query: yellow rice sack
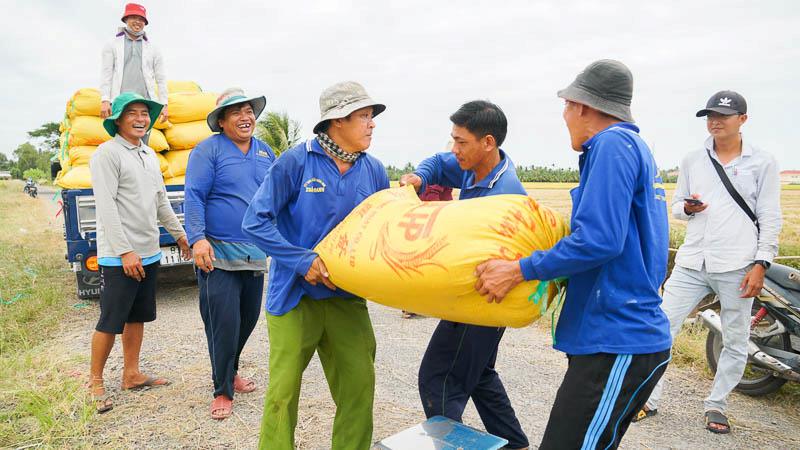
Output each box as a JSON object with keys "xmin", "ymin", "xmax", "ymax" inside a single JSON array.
[
  {"xmin": 167, "ymin": 92, "xmax": 218, "ymax": 124},
  {"xmin": 167, "ymin": 80, "xmax": 201, "ymax": 94},
  {"xmin": 164, "ymin": 175, "xmax": 185, "ymax": 186},
  {"xmin": 55, "ymin": 166, "xmax": 92, "ymax": 189},
  {"xmin": 66, "ymin": 116, "xmax": 111, "ymax": 147},
  {"xmin": 165, "ymin": 121, "xmax": 213, "ymax": 150},
  {"xmin": 163, "ymin": 149, "xmax": 192, "ymax": 178},
  {"xmin": 68, "ymin": 146, "xmax": 97, "ymax": 167},
  {"xmin": 156, "ymin": 152, "xmax": 169, "ymax": 174},
  {"xmin": 315, "ymin": 186, "xmax": 570, "ymax": 328},
  {"xmin": 148, "ymin": 128, "xmax": 169, "ymax": 152},
  {"xmin": 66, "ymin": 88, "xmax": 102, "ymax": 119}
]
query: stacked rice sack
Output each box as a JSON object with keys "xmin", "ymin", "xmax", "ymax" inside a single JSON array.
[{"xmin": 55, "ymin": 81, "xmax": 217, "ymax": 189}]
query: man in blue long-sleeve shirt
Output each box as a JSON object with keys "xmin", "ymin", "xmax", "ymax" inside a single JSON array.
[
  {"xmin": 476, "ymin": 60, "xmax": 672, "ymax": 449},
  {"xmin": 184, "ymin": 88, "xmax": 274, "ymax": 420},
  {"xmin": 242, "ymin": 81, "xmax": 389, "ymax": 450},
  {"xmin": 400, "ymin": 100, "xmax": 529, "ymax": 449}
]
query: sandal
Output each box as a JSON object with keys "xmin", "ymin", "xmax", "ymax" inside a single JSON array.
[
  {"xmin": 91, "ymin": 390, "xmax": 113, "ymax": 414},
  {"xmin": 233, "ymin": 375, "xmax": 256, "ymax": 394},
  {"xmin": 210, "ymin": 395, "xmax": 233, "ymax": 420},
  {"xmin": 632, "ymin": 406, "xmax": 658, "ymax": 423},
  {"xmin": 705, "ymin": 410, "xmax": 731, "ymax": 434},
  {"xmin": 122, "ymin": 375, "xmax": 171, "ymax": 390}
]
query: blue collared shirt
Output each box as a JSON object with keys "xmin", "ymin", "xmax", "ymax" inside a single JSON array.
[
  {"xmin": 519, "ymin": 123, "xmax": 671, "ymax": 355},
  {"xmin": 242, "ymin": 138, "xmax": 390, "ymax": 315},
  {"xmin": 414, "ymin": 150, "xmax": 526, "ymax": 198},
  {"xmin": 185, "ymin": 134, "xmax": 274, "ymax": 270}
]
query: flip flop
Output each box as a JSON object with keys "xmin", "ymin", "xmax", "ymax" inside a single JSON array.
[
  {"xmin": 705, "ymin": 410, "xmax": 731, "ymax": 434},
  {"xmin": 632, "ymin": 406, "xmax": 658, "ymax": 423},
  {"xmin": 92, "ymin": 392, "xmax": 113, "ymax": 414},
  {"xmin": 233, "ymin": 375, "xmax": 256, "ymax": 394},
  {"xmin": 122, "ymin": 375, "xmax": 171, "ymax": 391},
  {"xmin": 210, "ymin": 395, "xmax": 233, "ymax": 420}
]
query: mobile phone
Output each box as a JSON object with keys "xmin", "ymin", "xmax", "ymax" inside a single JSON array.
[{"xmin": 684, "ymin": 198, "xmax": 704, "ymax": 206}]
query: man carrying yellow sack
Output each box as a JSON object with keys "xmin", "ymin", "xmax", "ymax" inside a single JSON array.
[
  {"xmin": 400, "ymin": 100, "xmax": 529, "ymax": 450},
  {"xmin": 100, "ymin": 3, "xmax": 168, "ymax": 144},
  {"xmin": 242, "ymin": 81, "xmax": 389, "ymax": 449}
]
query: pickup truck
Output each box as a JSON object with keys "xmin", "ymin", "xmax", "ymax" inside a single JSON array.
[{"xmin": 61, "ymin": 185, "xmax": 192, "ymax": 299}]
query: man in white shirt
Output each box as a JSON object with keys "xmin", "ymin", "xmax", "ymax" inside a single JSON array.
[{"xmin": 635, "ymin": 91, "xmax": 782, "ymax": 434}]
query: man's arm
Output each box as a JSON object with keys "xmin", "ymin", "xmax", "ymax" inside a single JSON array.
[
  {"xmin": 152, "ymin": 45, "xmax": 169, "ymax": 106},
  {"xmin": 184, "ymin": 145, "xmax": 215, "ymax": 246},
  {"xmin": 241, "ymin": 153, "xmax": 318, "ymax": 277},
  {"xmin": 671, "ymin": 156, "xmax": 695, "ymax": 220},
  {"xmin": 99, "ymin": 42, "xmax": 115, "ymax": 117},
  {"xmin": 155, "ymin": 169, "xmax": 189, "ymax": 258},
  {"xmin": 754, "ymin": 155, "xmax": 782, "ymax": 264},
  {"xmin": 90, "ymin": 149, "xmax": 133, "ymax": 255},
  {"xmin": 519, "ymin": 134, "xmax": 639, "ymax": 282},
  {"xmin": 413, "ymin": 152, "xmax": 465, "ymax": 192}
]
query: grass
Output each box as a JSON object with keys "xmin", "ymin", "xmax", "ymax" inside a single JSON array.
[{"xmin": 0, "ymin": 180, "xmax": 93, "ymax": 447}]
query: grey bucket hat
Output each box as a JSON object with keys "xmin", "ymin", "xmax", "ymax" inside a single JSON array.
[
  {"xmin": 557, "ymin": 59, "xmax": 635, "ymax": 123},
  {"xmin": 312, "ymin": 81, "xmax": 386, "ymax": 134},
  {"xmin": 206, "ymin": 88, "xmax": 266, "ymax": 133}
]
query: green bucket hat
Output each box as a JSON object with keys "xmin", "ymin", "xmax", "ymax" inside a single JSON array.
[{"xmin": 102, "ymin": 92, "xmax": 164, "ymax": 137}]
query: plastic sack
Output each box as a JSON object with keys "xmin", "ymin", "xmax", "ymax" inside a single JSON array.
[
  {"xmin": 162, "ymin": 149, "xmax": 192, "ymax": 178},
  {"xmin": 167, "ymin": 92, "xmax": 218, "ymax": 124},
  {"xmin": 68, "ymin": 146, "xmax": 97, "ymax": 167},
  {"xmin": 55, "ymin": 166, "xmax": 92, "ymax": 189},
  {"xmin": 164, "ymin": 175, "xmax": 185, "ymax": 186},
  {"xmin": 168, "ymin": 80, "xmax": 201, "ymax": 94},
  {"xmin": 66, "ymin": 88, "xmax": 102, "ymax": 119},
  {"xmin": 148, "ymin": 128, "xmax": 169, "ymax": 152},
  {"xmin": 165, "ymin": 121, "xmax": 213, "ymax": 150},
  {"xmin": 314, "ymin": 186, "xmax": 570, "ymax": 328},
  {"xmin": 66, "ymin": 116, "xmax": 112, "ymax": 147}
]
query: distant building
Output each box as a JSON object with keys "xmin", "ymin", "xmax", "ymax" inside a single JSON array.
[
  {"xmin": 780, "ymin": 170, "xmax": 800, "ymax": 185},
  {"xmin": 0, "ymin": 171, "xmax": 11, "ymax": 180}
]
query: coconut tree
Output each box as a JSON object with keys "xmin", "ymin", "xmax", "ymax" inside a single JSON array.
[{"xmin": 256, "ymin": 111, "xmax": 302, "ymax": 157}]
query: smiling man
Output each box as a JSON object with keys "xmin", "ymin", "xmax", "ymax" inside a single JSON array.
[
  {"xmin": 242, "ymin": 81, "xmax": 389, "ymax": 449},
  {"xmin": 184, "ymin": 88, "xmax": 275, "ymax": 420},
  {"xmin": 89, "ymin": 92, "xmax": 190, "ymax": 414},
  {"xmin": 634, "ymin": 91, "xmax": 781, "ymax": 434},
  {"xmin": 400, "ymin": 100, "xmax": 529, "ymax": 449},
  {"xmin": 100, "ymin": 3, "xmax": 168, "ymax": 131}
]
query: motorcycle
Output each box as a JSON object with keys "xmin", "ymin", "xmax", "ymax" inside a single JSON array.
[
  {"xmin": 701, "ymin": 262, "xmax": 800, "ymax": 395},
  {"xmin": 24, "ymin": 182, "xmax": 38, "ymax": 198}
]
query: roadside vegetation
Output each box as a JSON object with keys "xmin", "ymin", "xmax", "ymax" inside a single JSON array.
[{"xmin": 0, "ymin": 180, "xmax": 92, "ymax": 447}]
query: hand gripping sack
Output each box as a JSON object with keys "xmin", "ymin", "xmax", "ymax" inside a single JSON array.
[{"xmin": 314, "ymin": 186, "xmax": 570, "ymax": 328}]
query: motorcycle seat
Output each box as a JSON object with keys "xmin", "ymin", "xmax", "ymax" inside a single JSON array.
[{"xmin": 765, "ymin": 263, "xmax": 800, "ymax": 302}]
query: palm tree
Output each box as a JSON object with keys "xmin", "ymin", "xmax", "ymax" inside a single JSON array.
[{"xmin": 256, "ymin": 111, "xmax": 302, "ymax": 157}]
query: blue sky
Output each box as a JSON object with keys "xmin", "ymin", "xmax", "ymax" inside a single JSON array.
[{"xmin": 3, "ymin": 0, "xmax": 799, "ymax": 170}]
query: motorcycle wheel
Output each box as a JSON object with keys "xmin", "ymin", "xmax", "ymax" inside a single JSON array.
[
  {"xmin": 30, "ymin": 191, "xmax": 37, "ymax": 198},
  {"xmin": 705, "ymin": 304, "xmax": 790, "ymax": 396}
]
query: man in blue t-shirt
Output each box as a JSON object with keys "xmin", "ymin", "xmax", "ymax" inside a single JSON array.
[
  {"xmin": 184, "ymin": 88, "xmax": 275, "ymax": 420},
  {"xmin": 476, "ymin": 60, "xmax": 672, "ymax": 449},
  {"xmin": 400, "ymin": 100, "xmax": 529, "ymax": 450},
  {"xmin": 242, "ymin": 81, "xmax": 389, "ymax": 449}
]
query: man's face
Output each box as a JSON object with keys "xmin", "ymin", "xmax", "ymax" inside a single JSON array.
[
  {"xmin": 450, "ymin": 125, "xmax": 491, "ymax": 171},
  {"xmin": 125, "ymin": 15, "xmax": 146, "ymax": 33},
  {"xmin": 706, "ymin": 112, "xmax": 747, "ymax": 140},
  {"xmin": 562, "ymin": 100, "xmax": 585, "ymax": 151},
  {"xmin": 335, "ymin": 106, "xmax": 375, "ymax": 152},
  {"xmin": 219, "ymin": 103, "xmax": 256, "ymax": 143},
  {"xmin": 115, "ymin": 102, "xmax": 150, "ymax": 141}
]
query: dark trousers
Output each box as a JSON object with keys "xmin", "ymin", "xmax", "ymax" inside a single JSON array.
[
  {"xmin": 418, "ymin": 320, "xmax": 529, "ymax": 449},
  {"xmin": 197, "ymin": 268, "xmax": 264, "ymax": 399},
  {"xmin": 539, "ymin": 350, "xmax": 671, "ymax": 450}
]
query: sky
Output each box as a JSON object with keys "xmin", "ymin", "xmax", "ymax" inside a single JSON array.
[{"xmin": 3, "ymin": 0, "xmax": 799, "ymax": 170}]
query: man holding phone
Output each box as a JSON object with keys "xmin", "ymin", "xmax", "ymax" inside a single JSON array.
[{"xmin": 635, "ymin": 91, "xmax": 782, "ymax": 434}]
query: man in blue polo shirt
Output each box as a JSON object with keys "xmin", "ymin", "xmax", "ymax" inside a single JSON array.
[
  {"xmin": 400, "ymin": 100, "xmax": 529, "ymax": 450},
  {"xmin": 475, "ymin": 60, "xmax": 672, "ymax": 449},
  {"xmin": 242, "ymin": 81, "xmax": 389, "ymax": 449},
  {"xmin": 184, "ymin": 88, "xmax": 275, "ymax": 420}
]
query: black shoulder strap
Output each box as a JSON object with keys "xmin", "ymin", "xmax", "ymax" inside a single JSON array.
[{"xmin": 706, "ymin": 149, "xmax": 759, "ymax": 232}]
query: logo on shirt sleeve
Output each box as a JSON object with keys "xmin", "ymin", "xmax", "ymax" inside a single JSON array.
[
  {"xmin": 303, "ymin": 178, "xmax": 326, "ymax": 193},
  {"xmin": 653, "ymin": 175, "xmax": 666, "ymax": 202},
  {"xmin": 257, "ymin": 150, "xmax": 271, "ymax": 158}
]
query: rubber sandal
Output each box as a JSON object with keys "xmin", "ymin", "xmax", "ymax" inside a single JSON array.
[
  {"xmin": 705, "ymin": 410, "xmax": 731, "ymax": 434},
  {"xmin": 632, "ymin": 406, "xmax": 658, "ymax": 423},
  {"xmin": 122, "ymin": 375, "xmax": 171, "ymax": 390},
  {"xmin": 233, "ymin": 375, "xmax": 256, "ymax": 394},
  {"xmin": 210, "ymin": 395, "xmax": 232, "ymax": 420},
  {"xmin": 92, "ymin": 392, "xmax": 113, "ymax": 414}
]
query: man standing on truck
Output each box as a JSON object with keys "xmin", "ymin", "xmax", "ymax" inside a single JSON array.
[
  {"xmin": 633, "ymin": 91, "xmax": 782, "ymax": 434},
  {"xmin": 100, "ymin": 3, "xmax": 169, "ymax": 133},
  {"xmin": 88, "ymin": 92, "xmax": 190, "ymax": 414},
  {"xmin": 242, "ymin": 81, "xmax": 389, "ymax": 449},
  {"xmin": 184, "ymin": 88, "xmax": 275, "ymax": 420}
]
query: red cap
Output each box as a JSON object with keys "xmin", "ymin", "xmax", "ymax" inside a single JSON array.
[{"xmin": 121, "ymin": 3, "xmax": 148, "ymax": 25}]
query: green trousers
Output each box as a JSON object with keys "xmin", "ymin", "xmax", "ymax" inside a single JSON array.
[{"xmin": 259, "ymin": 296, "xmax": 376, "ymax": 450}]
